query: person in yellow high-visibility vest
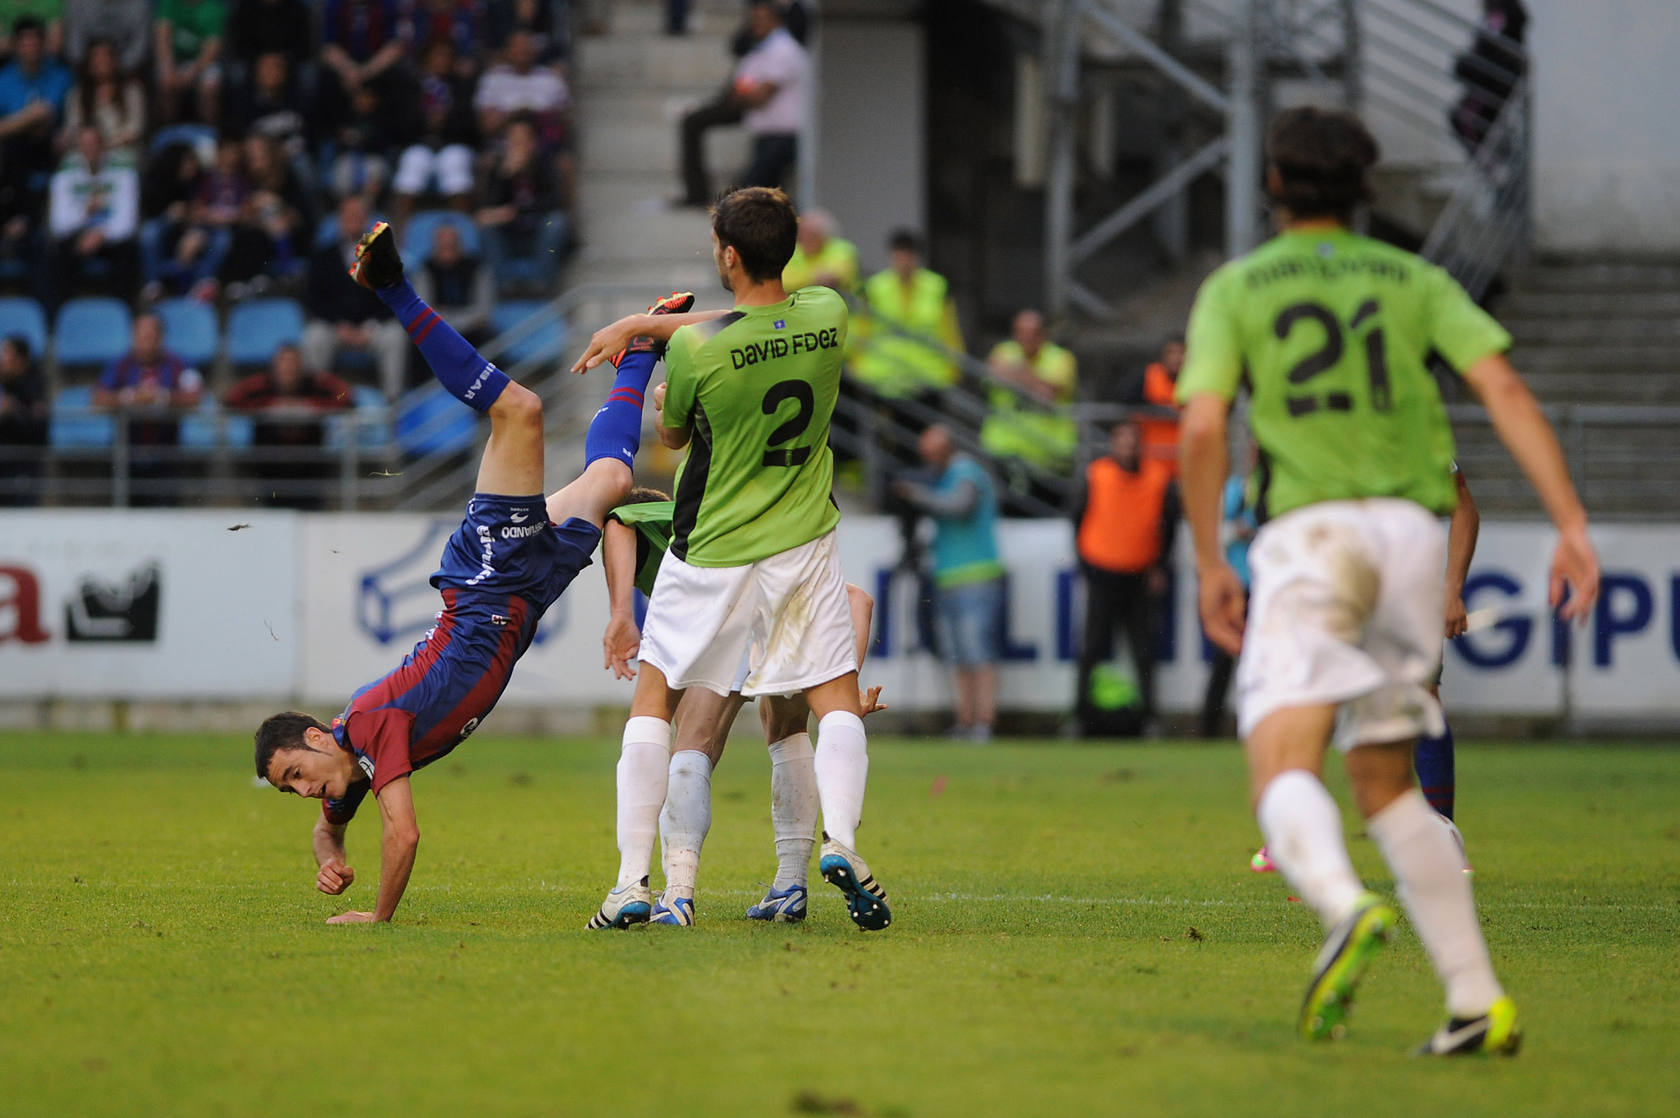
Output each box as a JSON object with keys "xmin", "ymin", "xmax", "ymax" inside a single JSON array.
[
  {"xmin": 782, "ymin": 209, "xmax": 859, "ymax": 295},
  {"xmin": 979, "ymin": 309, "xmax": 1078, "ymax": 473},
  {"xmin": 850, "ymin": 229, "xmax": 962, "ymax": 400}
]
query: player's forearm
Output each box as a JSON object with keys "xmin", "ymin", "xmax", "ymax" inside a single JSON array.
[
  {"xmin": 1179, "ymin": 397, "xmax": 1231, "ymax": 569},
  {"xmin": 625, "ymin": 309, "xmax": 728, "ymax": 342},
  {"xmin": 602, "ymin": 521, "xmax": 637, "ymax": 619},
  {"xmin": 1473, "ymin": 364, "xmax": 1587, "ymax": 534},
  {"xmin": 372, "ymin": 826, "xmax": 419, "ymax": 922},
  {"xmin": 313, "ymin": 819, "xmax": 348, "ymax": 867},
  {"xmin": 1445, "ymin": 490, "xmax": 1480, "ymax": 594}
]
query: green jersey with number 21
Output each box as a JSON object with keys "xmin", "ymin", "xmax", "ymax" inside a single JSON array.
[
  {"xmin": 1177, "ymin": 228, "xmax": 1511, "ymax": 520},
  {"xmin": 661, "ymin": 285, "xmax": 847, "ymax": 566}
]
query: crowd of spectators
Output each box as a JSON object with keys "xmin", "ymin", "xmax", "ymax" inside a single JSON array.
[{"xmin": 0, "ymin": 0, "xmax": 575, "ymax": 350}]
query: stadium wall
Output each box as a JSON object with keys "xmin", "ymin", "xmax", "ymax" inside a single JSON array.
[{"xmin": 2, "ymin": 512, "xmax": 1677, "ymax": 731}]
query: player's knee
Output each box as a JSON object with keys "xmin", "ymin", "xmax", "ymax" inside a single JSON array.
[{"xmin": 493, "ymin": 382, "xmax": 544, "ymax": 429}]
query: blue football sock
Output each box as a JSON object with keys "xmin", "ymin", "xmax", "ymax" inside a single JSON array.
[
  {"xmin": 377, "ymin": 279, "xmax": 508, "ymax": 412},
  {"xmin": 584, "ymin": 349, "xmax": 658, "ymax": 468},
  {"xmin": 1415, "ymin": 721, "xmax": 1456, "ymax": 820}
]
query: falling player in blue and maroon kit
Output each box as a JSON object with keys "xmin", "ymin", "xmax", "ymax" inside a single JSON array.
[{"xmin": 254, "ymin": 220, "xmax": 694, "ymax": 923}]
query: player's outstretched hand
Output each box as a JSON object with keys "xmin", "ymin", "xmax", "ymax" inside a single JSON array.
[
  {"xmin": 860, "ymin": 685, "xmax": 887, "ymax": 717},
  {"xmin": 1550, "ymin": 525, "xmax": 1600, "ymax": 624},
  {"xmin": 571, "ymin": 314, "xmax": 650, "ymax": 374},
  {"xmin": 603, "ymin": 615, "xmax": 640, "ymax": 680},
  {"xmin": 1444, "ymin": 590, "xmax": 1469, "ymax": 639},
  {"xmin": 326, "ymin": 911, "xmax": 376, "ymax": 924},
  {"xmin": 1197, "ymin": 560, "xmax": 1247, "ymax": 656},
  {"xmin": 316, "ymin": 860, "xmax": 355, "ymax": 895}
]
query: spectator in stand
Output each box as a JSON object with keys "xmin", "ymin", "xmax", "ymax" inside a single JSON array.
[
  {"xmin": 303, "ymin": 194, "xmax": 407, "ymax": 399},
  {"xmin": 324, "ymin": 78, "xmax": 395, "ymax": 202},
  {"xmin": 979, "ymin": 308, "xmax": 1078, "ymax": 506},
  {"xmin": 221, "ymin": 49, "xmax": 311, "ymax": 167},
  {"xmin": 475, "ymin": 115, "xmax": 564, "ymax": 293},
  {"xmin": 781, "ymin": 207, "xmax": 857, "ymax": 294},
  {"xmin": 731, "ymin": 0, "xmax": 806, "ymax": 191},
  {"xmin": 412, "ymin": 220, "xmax": 491, "ymax": 340},
  {"xmin": 138, "ymin": 141, "xmax": 219, "ymax": 301},
  {"xmin": 0, "ymin": 333, "xmax": 48, "ymax": 505},
  {"xmin": 317, "ymin": 0, "xmax": 407, "ymax": 151},
  {"xmin": 392, "ymin": 37, "xmax": 478, "ymax": 225},
  {"xmin": 487, "ymin": 0, "xmax": 567, "ymax": 67},
  {"xmin": 891, "ymin": 424, "xmax": 1006, "ymax": 743},
  {"xmin": 225, "ymin": 0, "xmax": 314, "ymax": 70},
  {"xmin": 62, "ymin": 38, "xmax": 145, "ymax": 159},
  {"xmin": 223, "ymin": 341, "xmax": 353, "ymax": 508},
  {"xmin": 1073, "ymin": 418, "xmax": 1176, "ymax": 737},
  {"xmin": 403, "ymin": 0, "xmax": 493, "ymax": 67},
  {"xmin": 48, "ymin": 124, "xmax": 139, "ymax": 305},
  {"xmin": 163, "ymin": 132, "xmax": 246, "ymax": 300},
  {"xmin": 94, "ymin": 312, "xmax": 205, "ymax": 505},
  {"xmin": 676, "ymin": 0, "xmax": 805, "ymax": 206},
  {"xmin": 216, "ymin": 131, "xmax": 312, "ymax": 297},
  {"xmin": 474, "ymin": 28, "xmax": 572, "ymax": 205},
  {"xmin": 851, "ymin": 228, "xmax": 962, "ymax": 464},
  {"xmin": 0, "ymin": 16, "xmax": 72, "ymax": 272},
  {"xmin": 1198, "ymin": 446, "xmax": 1256, "ymax": 738},
  {"xmin": 155, "ymin": 0, "xmax": 227, "ymax": 124},
  {"xmin": 1450, "ymin": 0, "xmax": 1527, "ymax": 157},
  {"xmin": 63, "ymin": 0, "xmax": 148, "ymax": 71},
  {"xmin": 0, "ymin": 5, "xmax": 62, "ymax": 61},
  {"xmin": 1136, "ymin": 333, "xmax": 1183, "ymax": 473}
]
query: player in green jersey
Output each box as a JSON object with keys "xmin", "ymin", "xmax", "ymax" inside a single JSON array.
[
  {"xmin": 572, "ymin": 187, "xmax": 890, "ymax": 932},
  {"xmin": 1177, "ymin": 107, "xmax": 1599, "ymax": 1055},
  {"xmin": 598, "ymin": 485, "xmax": 882, "ymax": 924}
]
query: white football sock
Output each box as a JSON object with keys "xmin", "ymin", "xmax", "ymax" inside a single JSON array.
[
  {"xmin": 658, "ymin": 749, "xmax": 712, "ymax": 901},
  {"xmin": 813, "ymin": 711, "xmax": 868, "ymax": 851},
  {"xmin": 615, "ymin": 716, "xmax": 671, "ymax": 889},
  {"xmin": 766, "ymin": 732, "xmax": 817, "ymax": 889},
  {"xmin": 1256, "ymin": 769, "xmax": 1367, "ymax": 930},
  {"xmin": 1368, "ymin": 788, "xmax": 1504, "ymax": 1018}
]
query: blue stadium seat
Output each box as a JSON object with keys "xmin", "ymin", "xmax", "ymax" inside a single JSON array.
[
  {"xmin": 54, "ymin": 297, "xmax": 132, "ymax": 372},
  {"xmin": 153, "ymin": 298, "xmax": 219, "ymax": 368},
  {"xmin": 226, "ymin": 297, "xmax": 305, "ymax": 367},
  {"xmin": 489, "ymin": 300, "xmax": 567, "ymax": 366},
  {"xmin": 324, "ymin": 386, "xmax": 394, "ymax": 453},
  {"xmin": 49, "ymin": 385, "xmax": 116, "ymax": 449},
  {"xmin": 0, "ymin": 296, "xmax": 48, "ymax": 356},
  {"xmin": 402, "ymin": 211, "xmax": 482, "ymax": 268},
  {"xmin": 396, "ymin": 383, "xmax": 479, "ymax": 458},
  {"xmin": 179, "ymin": 398, "xmax": 253, "ymax": 450}
]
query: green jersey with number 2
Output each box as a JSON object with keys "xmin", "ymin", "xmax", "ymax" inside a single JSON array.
[
  {"xmin": 1177, "ymin": 228, "xmax": 1511, "ymax": 520},
  {"xmin": 661, "ymin": 286, "xmax": 847, "ymax": 566}
]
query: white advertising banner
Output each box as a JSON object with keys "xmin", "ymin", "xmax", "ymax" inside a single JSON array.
[
  {"xmin": 0, "ymin": 511, "xmax": 299, "ymax": 698},
  {"xmin": 5, "ymin": 511, "xmax": 1676, "ymax": 724}
]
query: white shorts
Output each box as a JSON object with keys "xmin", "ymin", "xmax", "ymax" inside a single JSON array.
[
  {"xmin": 1236, "ymin": 498, "xmax": 1447, "ymax": 750},
  {"xmin": 640, "ymin": 530, "xmax": 857, "ymax": 698},
  {"xmin": 393, "ymin": 144, "xmax": 476, "ymax": 196}
]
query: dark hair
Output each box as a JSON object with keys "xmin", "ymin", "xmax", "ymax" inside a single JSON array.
[
  {"xmin": 1162, "ymin": 333, "xmax": 1185, "ymax": 348},
  {"xmin": 623, "ymin": 485, "xmax": 670, "ymax": 504},
  {"xmin": 2, "ymin": 334, "xmax": 30, "ymax": 361},
  {"xmin": 254, "ymin": 711, "xmax": 329, "ymax": 780},
  {"xmin": 1265, "ymin": 106, "xmax": 1379, "ymax": 221},
  {"xmin": 712, "ymin": 186, "xmax": 798, "ymax": 282},
  {"xmin": 12, "ymin": 15, "xmax": 44, "ymax": 39},
  {"xmin": 888, "ymin": 228, "xmax": 923, "ymax": 255}
]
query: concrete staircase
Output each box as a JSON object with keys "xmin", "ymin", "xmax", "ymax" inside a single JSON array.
[
  {"xmin": 567, "ymin": 0, "xmax": 750, "ymax": 295},
  {"xmin": 1452, "ymin": 256, "xmax": 1680, "ymax": 519}
]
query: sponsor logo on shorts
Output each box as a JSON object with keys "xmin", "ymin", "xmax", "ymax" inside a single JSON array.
[
  {"xmin": 458, "ymin": 717, "xmax": 480, "ymax": 742},
  {"xmin": 510, "ymin": 510, "xmax": 529, "ymax": 524},
  {"xmin": 499, "ymin": 522, "xmax": 547, "ymax": 540}
]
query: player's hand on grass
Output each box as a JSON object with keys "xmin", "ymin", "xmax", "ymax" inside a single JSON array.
[
  {"xmin": 1444, "ymin": 591, "xmax": 1468, "ymax": 639},
  {"xmin": 859, "ymin": 685, "xmax": 887, "ymax": 717},
  {"xmin": 1550, "ymin": 526, "xmax": 1600, "ymax": 624},
  {"xmin": 316, "ymin": 860, "xmax": 355, "ymax": 895},
  {"xmin": 603, "ymin": 614, "xmax": 640, "ymax": 680},
  {"xmin": 1196, "ymin": 560, "xmax": 1247, "ymax": 656},
  {"xmin": 326, "ymin": 911, "xmax": 376, "ymax": 924}
]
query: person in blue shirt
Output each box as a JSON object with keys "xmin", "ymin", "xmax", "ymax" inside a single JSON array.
[
  {"xmin": 0, "ymin": 16, "xmax": 73, "ymax": 244},
  {"xmin": 891, "ymin": 424, "xmax": 1005, "ymax": 741}
]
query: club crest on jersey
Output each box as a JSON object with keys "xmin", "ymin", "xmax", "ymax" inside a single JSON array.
[{"xmin": 773, "ymin": 319, "xmax": 786, "ymax": 330}]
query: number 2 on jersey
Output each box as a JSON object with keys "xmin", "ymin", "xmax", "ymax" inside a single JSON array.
[
  {"xmin": 1275, "ymin": 298, "xmax": 1391, "ymax": 416},
  {"xmin": 761, "ymin": 380, "xmax": 814, "ymax": 467}
]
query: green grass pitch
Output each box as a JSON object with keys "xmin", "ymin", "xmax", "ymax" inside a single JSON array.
[{"xmin": 1, "ymin": 730, "xmax": 1676, "ymax": 1117}]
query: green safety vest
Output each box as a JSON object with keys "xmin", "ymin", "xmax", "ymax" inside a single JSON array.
[{"xmin": 851, "ymin": 268, "xmax": 959, "ymax": 397}]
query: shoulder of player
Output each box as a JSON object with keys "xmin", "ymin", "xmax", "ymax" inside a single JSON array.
[{"xmin": 671, "ymin": 310, "xmax": 750, "ymax": 351}]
